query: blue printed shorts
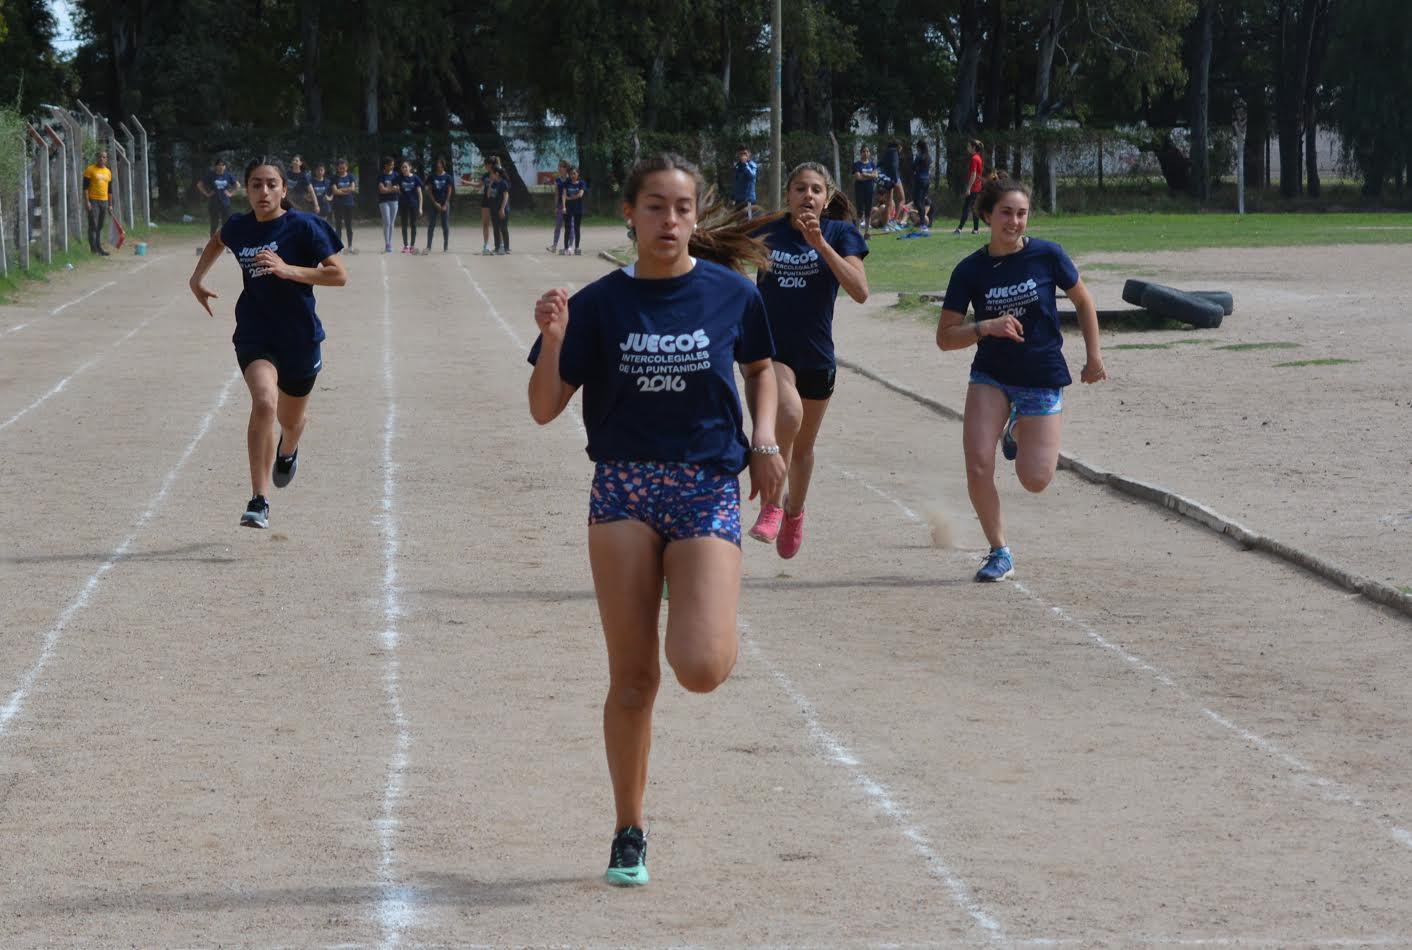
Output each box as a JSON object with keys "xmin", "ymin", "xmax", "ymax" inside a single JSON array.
[
  {"xmin": 590, "ymin": 461, "xmax": 742, "ymax": 546},
  {"xmin": 969, "ymin": 370, "xmax": 1064, "ymax": 416}
]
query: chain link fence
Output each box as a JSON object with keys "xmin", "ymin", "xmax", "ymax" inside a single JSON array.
[{"xmin": 1, "ymin": 99, "xmax": 152, "ymax": 281}]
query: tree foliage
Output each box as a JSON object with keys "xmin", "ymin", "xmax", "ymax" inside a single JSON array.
[{"xmin": 11, "ymin": 0, "xmax": 1405, "ymax": 207}]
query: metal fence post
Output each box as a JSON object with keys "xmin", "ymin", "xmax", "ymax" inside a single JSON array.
[
  {"xmin": 0, "ymin": 186, "xmax": 8, "ymax": 279},
  {"xmin": 46, "ymin": 126, "xmax": 68, "ymax": 253},
  {"xmin": 26, "ymin": 124, "xmax": 53, "ymax": 265},
  {"xmin": 113, "ymin": 140, "xmax": 131, "ymax": 244},
  {"xmin": 118, "ymin": 122, "xmax": 137, "ymax": 232},
  {"xmin": 19, "ymin": 138, "xmax": 31, "ymax": 271},
  {"xmin": 130, "ymin": 115, "xmax": 151, "ymax": 227}
]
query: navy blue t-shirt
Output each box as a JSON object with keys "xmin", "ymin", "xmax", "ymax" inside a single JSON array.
[
  {"xmin": 378, "ymin": 171, "xmax": 399, "ymax": 202},
  {"xmin": 428, "ymin": 173, "xmax": 454, "ymax": 204},
  {"xmin": 202, "ymin": 171, "xmax": 236, "ymax": 208},
  {"xmin": 733, "ymin": 160, "xmax": 758, "ymax": 203},
  {"xmin": 563, "ymin": 179, "xmax": 586, "ymax": 207},
  {"xmin": 310, "ymin": 176, "xmax": 331, "ymax": 210},
  {"xmin": 332, "ymin": 173, "xmax": 357, "ymax": 207},
  {"xmin": 397, "ymin": 173, "xmax": 423, "ymax": 204},
  {"xmin": 880, "ymin": 145, "xmax": 901, "ymax": 179},
  {"xmin": 755, "ymin": 216, "xmax": 869, "ymax": 372},
  {"xmin": 527, "ymin": 260, "xmax": 775, "ymax": 474},
  {"xmin": 288, "ymin": 170, "xmax": 312, "ymax": 206},
  {"xmin": 941, "ymin": 237, "xmax": 1080, "ymax": 388},
  {"xmin": 489, "ymin": 178, "xmax": 509, "ymax": 211},
  {"xmin": 852, "ymin": 161, "xmax": 877, "ymax": 187},
  {"xmin": 913, "ymin": 152, "xmax": 931, "ymax": 182},
  {"xmin": 219, "ymin": 210, "xmax": 343, "ymax": 353}
]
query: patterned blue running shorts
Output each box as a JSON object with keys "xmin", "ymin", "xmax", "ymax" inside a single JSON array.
[
  {"xmin": 589, "ymin": 461, "xmax": 742, "ymax": 546},
  {"xmin": 969, "ymin": 369, "xmax": 1064, "ymax": 416}
]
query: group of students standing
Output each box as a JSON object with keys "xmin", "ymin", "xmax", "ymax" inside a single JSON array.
[
  {"xmin": 547, "ymin": 159, "xmax": 589, "ymax": 256},
  {"xmin": 375, "ymin": 156, "xmax": 457, "ymax": 254},
  {"xmin": 851, "ymin": 138, "xmax": 987, "ymax": 237},
  {"xmin": 183, "ymin": 146, "xmax": 1104, "ymax": 890}
]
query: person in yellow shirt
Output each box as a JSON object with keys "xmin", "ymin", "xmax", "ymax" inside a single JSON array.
[{"xmin": 84, "ymin": 151, "xmax": 113, "ymax": 256}]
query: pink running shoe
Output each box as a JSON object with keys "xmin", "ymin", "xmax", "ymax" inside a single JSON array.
[
  {"xmin": 749, "ymin": 504, "xmax": 785, "ymax": 543},
  {"xmin": 777, "ymin": 509, "xmax": 806, "ymax": 559}
]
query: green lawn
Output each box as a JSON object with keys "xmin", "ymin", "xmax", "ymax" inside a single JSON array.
[{"xmin": 864, "ymin": 212, "xmax": 1412, "ymax": 294}]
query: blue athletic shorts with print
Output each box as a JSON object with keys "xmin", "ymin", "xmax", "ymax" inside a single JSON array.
[
  {"xmin": 589, "ymin": 461, "xmax": 742, "ymax": 546},
  {"xmin": 969, "ymin": 369, "xmax": 1064, "ymax": 416}
]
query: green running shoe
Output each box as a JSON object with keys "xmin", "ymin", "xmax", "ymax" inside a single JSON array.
[{"xmin": 605, "ymin": 825, "xmax": 648, "ymax": 887}]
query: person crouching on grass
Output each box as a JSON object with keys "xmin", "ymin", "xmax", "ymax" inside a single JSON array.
[
  {"xmin": 935, "ymin": 174, "xmax": 1106, "ymax": 582},
  {"xmin": 188, "ymin": 157, "xmax": 347, "ymax": 530},
  {"xmin": 527, "ymin": 152, "xmax": 785, "ymax": 887}
]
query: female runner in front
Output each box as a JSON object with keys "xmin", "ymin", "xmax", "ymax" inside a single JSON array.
[
  {"xmin": 936, "ymin": 175, "xmax": 1106, "ymax": 581},
  {"xmin": 747, "ymin": 162, "xmax": 868, "ymax": 558},
  {"xmin": 188, "ymin": 157, "xmax": 347, "ymax": 529},
  {"xmin": 527, "ymin": 153, "xmax": 785, "ymax": 887}
]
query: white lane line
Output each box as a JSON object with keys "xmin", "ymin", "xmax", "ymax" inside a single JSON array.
[
  {"xmin": 0, "ymin": 370, "xmax": 239, "ymax": 738},
  {"xmin": 0, "ymin": 255, "xmax": 165, "ymax": 338},
  {"xmin": 0, "ymin": 296, "xmax": 178, "ymax": 434},
  {"xmin": 375, "ymin": 258, "xmax": 415, "ymax": 946},
  {"xmin": 454, "ymin": 255, "xmax": 586, "ymax": 438},
  {"xmin": 832, "ymin": 465, "xmax": 1412, "ymax": 853},
  {"xmin": 740, "ymin": 624, "xmax": 1009, "ymax": 944}
]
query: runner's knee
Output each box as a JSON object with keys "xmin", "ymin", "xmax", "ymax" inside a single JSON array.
[
  {"xmin": 666, "ymin": 634, "xmax": 737, "ymax": 694},
  {"xmin": 607, "ymin": 666, "xmax": 660, "ymax": 711},
  {"xmin": 1017, "ymin": 466, "xmax": 1053, "ymax": 494},
  {"xmin": 250, "ymin": 391, "xmax": 277, "ymax": 419}
]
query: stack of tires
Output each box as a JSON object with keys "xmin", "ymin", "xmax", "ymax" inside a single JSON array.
[{"xmin": 1121, "ymin": 280, "xmax": 1233, "ymax": 329}]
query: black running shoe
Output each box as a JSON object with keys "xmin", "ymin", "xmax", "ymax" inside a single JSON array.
[
  {"xmin": 605, "ymin": 825, "xmax": 648, "ymax": 886},
  {"xmin": 1001, "ymin": 407, "xmax": 1019, "ymax": 462},
  {"xmin": 272, "ymin": 436, "xmax": 298, "ymax": 489},
  {"xmin": 240, "ymin": 495, "xmax": 270, "ymax": 529}
]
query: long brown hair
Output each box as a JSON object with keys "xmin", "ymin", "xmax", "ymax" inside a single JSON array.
[
  {"xmin": 624, "ymin": 153, "xmax": 774, "ymax": 273},
  {"xmin": 784, "ymin": 161, "xmax": 857, "ymax": 221}
]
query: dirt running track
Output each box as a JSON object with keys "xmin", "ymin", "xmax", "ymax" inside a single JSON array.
[{"xmin": 1, "ymin": 227, "xmax": 1409, "ymax": 949}]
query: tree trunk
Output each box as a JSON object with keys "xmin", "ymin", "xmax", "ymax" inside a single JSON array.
[
  {"xmin": 1188, "ymin": 0, "xmax": 1214, "ymax": 201},
  {"xmin": 1274, "ymin": 0, "xmax": 1320, "ymax": 197},
  {"xmin": 983, "ymin": 0, "xmax": 1008, "ymax": 130},
  {"xmin": 782, "ymin": 48, "xmax": 806, "ymax": 133},
  {"xmin": 643, "ymin": 46, "xmax": 668, "ymax": 131},
  {"xmin": 1032, "ymin": 0, "xmax": 1065, "ymax": 204},
  {"xmin": 301, "ymin": 0, "xmax": 323, "ymax": 130},
  {"xmin": 454, "ymin": 77, "xmax": 535, "ymax": 211},
  {"xmin": 363, "ymin": 21, "xmax": 380, "ymax": 134},
  {"xmin": 949, "ymin": 0, "xmax": 983, "ymax": 134},
  {"xmin": 1303, "ymin": 0, "xmax": 1333, "ymax": 198},
  {"xmin": 721, "ymin": 15, "xmax": 732, "ymax": 112},
  {"xmin": 359, "ymin": 22, "xmax": 381, "ymax": 212}
]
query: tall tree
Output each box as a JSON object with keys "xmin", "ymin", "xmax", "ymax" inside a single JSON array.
[
  {"xmin": 300, "ymin": 0, "xmax": 323, "ymax": 130},
  {"xmin": 1274, "ymin": 0, "xmax": 1333, "ymax": 197},
  {"xmin": 1327, "ymin": 0, "xmax": 1411, "ymax": 195},
  {"xmin": 0, "ymin": 0, "xmax": 66, "ymax": 112},
  {"xmin": 1188, "ymin": 0, "xmax": 1216, "ymax": 200}
]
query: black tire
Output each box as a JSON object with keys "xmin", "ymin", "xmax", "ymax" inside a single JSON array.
[
  {"xmin": 1189, "ymin": 290, "xmax": 1234, "ymax": 315},
  {"xmin": 1121, "ymin": 278, "xmax": 1157, "ymax": 307},
  {"xmin": 1138, "ymin": 283, "xmax": 1224, "ymax": 329}
]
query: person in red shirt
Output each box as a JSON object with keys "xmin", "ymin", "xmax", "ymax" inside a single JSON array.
[{"xmin": 954, "ymin": 139, "xmax": 985, "ymax": 235}]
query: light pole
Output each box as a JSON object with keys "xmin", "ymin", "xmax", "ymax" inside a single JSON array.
[{"xmin": 770, "ymin": 0, "xmax": 782, "ymax": 211}]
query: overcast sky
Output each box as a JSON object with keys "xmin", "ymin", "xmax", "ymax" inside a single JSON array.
[{"xmin": 49, "ymin": 0, "xmax": 80, "ymax": 54}]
